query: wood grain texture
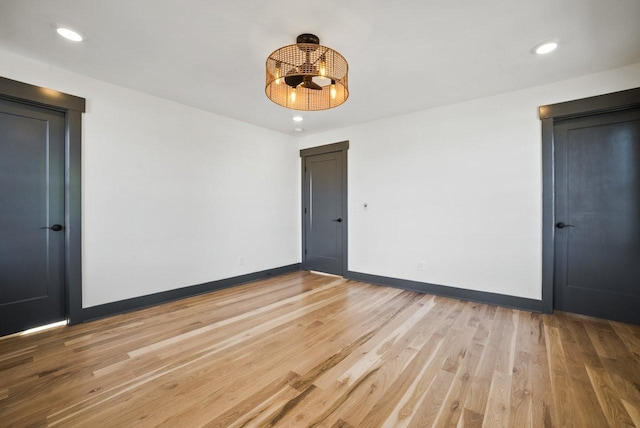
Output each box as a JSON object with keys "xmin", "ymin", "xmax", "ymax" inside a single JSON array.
[{"xmin": 1, "ymin": 271, "xmax": 639, "ymax": 427}]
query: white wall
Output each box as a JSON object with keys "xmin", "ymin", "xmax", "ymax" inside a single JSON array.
[
  {"xmin": 299, "ymin": 62, "xmax": 640, "ymax": 300},
  {"xmin": 0, "ymin": 48, "xmax": 300, "ymax": 308}
]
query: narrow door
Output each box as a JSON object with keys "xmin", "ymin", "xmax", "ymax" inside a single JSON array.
[
  {"xmin": 303, "ymin": 151, "xmax": 345, "ymax": 275},
  {"xmin": 0, "ymin": 98, "xmax": 66, "ymax": 336},
  {"xmin": 554, "ymin": 108, "xmax": 640, "ymax": 325}
]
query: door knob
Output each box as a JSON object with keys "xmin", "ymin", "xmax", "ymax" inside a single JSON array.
[
  {"xmin": 41, "ymin": 224, "xmax": 64, "ymax": 231},
  {"xmin": 556, "ymin": 222, "xmax": 574, "ymax": 229},
  {"xmin": 332, "ymin": 218, "xmax": 343, "ymax": 223}
]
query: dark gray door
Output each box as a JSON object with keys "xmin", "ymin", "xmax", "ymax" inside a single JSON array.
[
  {"xmin": 0, "ymin": 98, "xmax": 66, "ymax": 336},
  {"xmin": 554, "ymin": 108, "xmax": 640, "ymax": 325},
  {"xmin": 303, "ymin": 151, "xmax": 345, "ymax": 275}
]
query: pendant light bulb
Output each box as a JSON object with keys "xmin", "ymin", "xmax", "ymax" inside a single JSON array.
[
  {"xmin": 330, "ymin": 80, "xmax": 337, "ymax": 99},
  {"xmin": 319, "ymin": 55, "xmax": 327, "ymax": 77},
  {"xmin": 275, "ymin": 62, "xmax": 282, "ymax": 85},
  {"xmin": 290, "ymin": 87, "xmax": 297, "ymax": 103}
]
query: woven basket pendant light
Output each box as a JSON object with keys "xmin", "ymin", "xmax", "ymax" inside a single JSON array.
[{"xmin": 265, "ymin": 34, "xmax": 349, "ymax": 110}]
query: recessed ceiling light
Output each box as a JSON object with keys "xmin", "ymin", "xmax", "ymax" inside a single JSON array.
[
  {"xmin": 293, "ymin": 116, "xmax": 304, "ymax": 122},
  {"xmin": 534, "ymin": 42, "xmax": 558, "ymax": 55},
  {"xmin": 56, "ymin": 27, "xmax": 83, "ymax": 42},
  {"xmin": 294, "ymin": 128, "xmax": 304, "ymax": 132}
]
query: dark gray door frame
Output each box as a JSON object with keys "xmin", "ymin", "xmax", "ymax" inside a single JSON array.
[
  {"xmin": 300, "ymin": 141, "xmax": 349, "ymax": 275},
  {"xmin": 539, "ymin": 87, "xmax": 640, "ymax": 314},
  {"xmin": 0, "ymin": 76, "xmax": 85, "ymax": 325}
]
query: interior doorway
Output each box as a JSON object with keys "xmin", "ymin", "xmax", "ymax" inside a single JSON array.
[
  {"xmin": 0, "ymin": 99, "xmax": 66, "ymax": 335},
  {"xmin": 0, "ymin": 76, "xmax": 85, "ymax": 335},
  {"xmin": 300, "ymin": 141, "xmax": 348, "ymax": 276},
  {"xmin": 540, "ymin": 87, "xmax": 640, "ymax": 325}
]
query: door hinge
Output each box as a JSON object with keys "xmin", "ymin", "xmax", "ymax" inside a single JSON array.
[{"xmin": 304, "ymin": 208, "xmax": 307, "ymax": 214}]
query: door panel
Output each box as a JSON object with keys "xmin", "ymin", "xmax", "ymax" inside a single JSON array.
[
  {"xmin": 0, "ymin": 98, "xmax": 65, "ymax": 336},
  {"xmin": 303, "ymin": 151, "xmax": 344, "ymax": 275},
  {"xmin": 554, "ymin": 108, "xmax": 640, "ymax": 324}
]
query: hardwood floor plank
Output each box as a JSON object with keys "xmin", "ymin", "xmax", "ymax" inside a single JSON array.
[
  {"xmin": 599, "ymin": 357, "xmax": 640, "ymax": 421},
  {"xmin": 387, "ymin": 306, "xmax": 480, "ymax": 427},
  {"xmin": 585, "ymin": 365, "xmax": 635, "ymax": 427},
  {"xmin": 554, "ymin": 312, "xmax": 609, "ymax": 427},
  {"xmin": 272, "ymin": 296, "xmax": 450, "ymax": 426},
  {"xmin": 621, "ymin": 399, "xmax": 640, "ymax": 427},
  {"xmin": 526, "ymin": 313, "xmax": 556, "ymax": 428},
  {"xmin": 433, "ymin": 341, "xmax": 485, "ymax": 427},
  {"xmin": 288, "ymin": 287, "xmax": 404, "ymax": 376},
  {"xmin": 357, "ymin": 302, "xmax": 460, "ymax": 427},
  {"xmin": 545, "ymin": 324, "xmax": 578, "ymax": 426},
  {"xmin": 335, "ymin": 295, "xmax": 436, "ymax": 387},
  {"xmin": 290, "ymin": 292, "xmax": 422, "ymax": 394},
  {"xmin": 585, "ymin": 319, "xmax": 634, "ymax": 360},
  {"xmin": 0, "ymin": 271, "xmax": 639, "ymax": 427},
  {"xmin": 460, "ymin": 306, "xmax": 501, "ymax": 418},
  {"xmin": 479, "ymin": 308, "xmax": 518, "ymax": 428},
  {"xmin": 481, "ymin": 371, "xmax": 511, "ymax": 428},
  {"xmin": 508, "ymin": 350, "xmax": 531, "ymax": 428},
  {"xmin": 458, "ymin": 408, "xmax": 484, "ymax": 428},
  {"xmin": 322, "ymin": 300, "xmax": 468, "ymax": 427},
  {"xmin": 407, "ymin": 369, "xmax": 457, "ymax": 428},
  {"xmin": 311, "ymin": 292, "xmax": 427, "ymax": 390},
  {"xmin": 128, "ymin": 278, "xmax": 346, "ymax": 358}
]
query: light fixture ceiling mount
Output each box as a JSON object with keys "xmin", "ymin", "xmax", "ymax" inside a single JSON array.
[{"xmin": 265, "ymin": 33, "xmax": 349, "ymax": 111}]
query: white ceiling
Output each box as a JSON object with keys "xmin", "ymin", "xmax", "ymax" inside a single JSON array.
[{"xmin": 1, "ymin": 0, "xmax": 639, "ymax": 136}]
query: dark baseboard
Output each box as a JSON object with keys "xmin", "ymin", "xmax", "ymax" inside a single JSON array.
[
  {"xmin": 72, "ymin": 264, "xmax": 541, "ymax": 325},
  {"xmin": 344, "ymin": 270, "xmax": 543, "ymax": 313},
  {"xmin": 73, "ymin": 263, "xmax": 301, "ymax": 324}
]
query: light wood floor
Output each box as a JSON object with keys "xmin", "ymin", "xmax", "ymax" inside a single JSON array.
[{"xmin": 1, "ymin": 272, "xmax": 639, "ymax": 427}]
